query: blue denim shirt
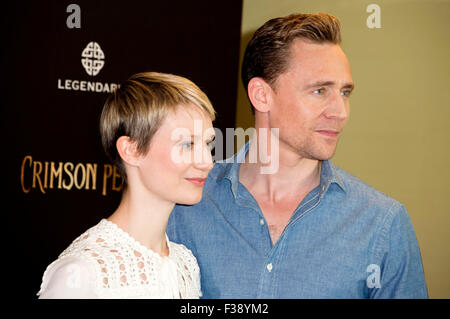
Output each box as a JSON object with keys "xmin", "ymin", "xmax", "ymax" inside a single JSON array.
[{"xmin": 167, "ymin": 142, "xmax": 428, "ymax": 298}]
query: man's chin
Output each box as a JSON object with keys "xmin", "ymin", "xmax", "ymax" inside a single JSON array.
[{"xmin": 306, "ymin": 147, "xmax": 337, "ymax": 161}]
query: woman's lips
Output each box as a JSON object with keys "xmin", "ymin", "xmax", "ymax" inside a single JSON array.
[{"xmin": 185, "ymin": 178, "xmax": 207, "ymax": 187}]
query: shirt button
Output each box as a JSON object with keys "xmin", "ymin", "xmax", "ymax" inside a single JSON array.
[
  {"xmin": 260, "ymin": 219, "xmax": 265, "ymax": 225},
  {"xmin": 266, "ymin": 263, "xmax": 273, "ymax": 272}
]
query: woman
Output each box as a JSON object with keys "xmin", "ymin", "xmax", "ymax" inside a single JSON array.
[{"xmin": 37, "ymin": 72, "xmax": 216, "ymax": 298}]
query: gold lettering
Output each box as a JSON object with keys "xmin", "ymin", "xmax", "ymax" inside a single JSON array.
[
  {"xmin": 62, "ymin": 162, "xmax": 74, "ymax": 190},
  {"xmin": 86, "ymin": 163, "xmax": 97, "ymax": 190},
  {"xmin": 73, "ymin": 163, "xmax": 86, "ymax": 189},
  {"xmin": 20, "ymin": 157, "xmax": 112, "ymax": 194},
  {"xmin": 32, "ymin": 160, "xmax": 46, "ymax": 194},
  {"xmin": 112, "ymin": 165, "xmax": 123, "ymax": 192},
  {"xmin": 102, "ymin": 164, "xmax": 113, "ymax": 196},
  {"xmin": 50, "ymin": 162, "xmax": 62, "ymax": 189},
  {"xmin": 44, "ymin": 161, "xmax": 49, "ymax": 188},
  {"xmin": 21, "ymin": 155, "xmax": 32, "ymax": 193}
]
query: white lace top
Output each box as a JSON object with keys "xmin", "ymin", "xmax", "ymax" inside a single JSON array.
[{"xmin": 37, "ymin": 219, "xmax": 201, "ymax": 299}]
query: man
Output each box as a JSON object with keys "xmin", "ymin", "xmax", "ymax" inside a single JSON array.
[{"xmin": 167, "ymin": 13, "xmax": 428, "ymax": 298}]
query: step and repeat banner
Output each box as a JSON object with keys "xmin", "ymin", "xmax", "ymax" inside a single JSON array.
[{"xmin": 4, "ymin": 0, "xmax": 242, "ymax": 297}]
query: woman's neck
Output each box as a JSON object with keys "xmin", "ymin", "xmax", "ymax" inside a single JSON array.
[{"xmin": 107, "ymin": 187, "xmax": 174, "ymax": 257}]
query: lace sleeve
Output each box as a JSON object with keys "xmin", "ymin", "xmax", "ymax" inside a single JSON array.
[
  {"xmin": 38, "ymin": 256, "xmax": 98, "ymax": 299},
  {"xmin": 180, "ymin": 246, "xmax": 203, "ymax": 299},
  {"xmin": 193, "ymin": 261, "xmax": 202, "ymax": 298}
]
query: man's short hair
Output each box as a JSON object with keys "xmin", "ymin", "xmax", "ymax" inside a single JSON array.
[
  {"xmin": 100, "ymin": 72, "xmax": 215, "ymax": 183},
  {"xmin": 241, "ymin": 12, "xmax": 342, "ymax": 112}
]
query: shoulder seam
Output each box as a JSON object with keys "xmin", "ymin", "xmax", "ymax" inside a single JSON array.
[{"xmin": 371, "ymin": 201, "xmax": 403, "ymax": 262}]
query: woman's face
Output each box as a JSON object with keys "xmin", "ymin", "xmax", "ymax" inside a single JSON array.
[{"xmin": 135, "ymin": 105, "xmax": 215, "ymax": 205}]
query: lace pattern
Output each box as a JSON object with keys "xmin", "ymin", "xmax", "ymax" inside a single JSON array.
[{"xmin": 38, "ymin": 219, "xmax": 201, "ymax": 299}]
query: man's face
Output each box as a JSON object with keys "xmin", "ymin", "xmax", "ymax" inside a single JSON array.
[{"xmin": 268, "ymin": 39, "xmax": 354, "ymax": 161}]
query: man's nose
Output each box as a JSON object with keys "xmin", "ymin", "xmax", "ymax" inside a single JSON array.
[{"xmin": 325, "ymin": 91, "xmax": 349, "ymax": 120}]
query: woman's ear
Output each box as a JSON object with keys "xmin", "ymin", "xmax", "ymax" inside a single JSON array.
[
  {"xmin": 247, "ymin": 77, "xmax": 273, "ymax": 113},
  {"xmin": 116, "ymin": 136, "xmax": 141, "ymax": 167}
]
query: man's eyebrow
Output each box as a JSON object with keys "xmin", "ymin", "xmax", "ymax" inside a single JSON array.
[
  {"xmin": 303, "ymin": 81, "xmax": 355, "ymax": 90},
  {"xmin": 342, "ymin": 82, "xmax": 355, "ymax": 90}
]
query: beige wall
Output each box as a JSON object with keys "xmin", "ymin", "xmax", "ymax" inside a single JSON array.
[{"xmin": 237, "ymin": 0, "xmax": 450, "ymax": 298}]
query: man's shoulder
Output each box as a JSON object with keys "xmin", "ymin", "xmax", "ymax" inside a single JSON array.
[
  {"xmin": 207, "ymin": 160, "xmax": 404, "ymax": 208},
  {"xmin": 332, "ymin": 163, "xmax": 403, "ymax": 210}
]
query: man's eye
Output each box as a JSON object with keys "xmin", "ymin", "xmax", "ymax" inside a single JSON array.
[
  {"xmin": 313, "ymin": 88, "xmax": 325, "ymax": 95},
  {"xmin": 341, "ymin": 90, "xmax": 352, "ymax": 97}
]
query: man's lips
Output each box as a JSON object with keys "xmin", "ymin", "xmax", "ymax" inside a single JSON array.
[
  {"xmin": 185, "ymin": 177, "xmax": 207, "ymax": 186},
  {"xmin": 315, "ymin": 130, "xmax": 340, "ymax": 138}
]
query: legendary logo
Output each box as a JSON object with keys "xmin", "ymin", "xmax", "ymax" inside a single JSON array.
[
  {"xmin": 57, "ymin": 41, "xmax": 118, "ymax": 93},
  {"xmin": 81, "ymin": 41, "xmax": 105, "ymax": 76}
]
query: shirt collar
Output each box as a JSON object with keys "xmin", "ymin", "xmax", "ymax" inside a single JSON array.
[
  {"xmin": 217, "ymin": 140, "xmax": 347, "ymax": 198},
  {"xmin": 319, "ymin": 158, "xmax": 347, "ymax": 193},
  {"xmin": 216, "ymin": 140, "xmax": 248, "ymax": 198}
]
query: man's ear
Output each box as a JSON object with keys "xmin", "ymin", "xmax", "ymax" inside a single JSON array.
[
  {"xmin": 116, "ymin": 136, "xmax": 141, "ymax": 167},
  {"xmin": 247, "ymin": 77, "xmax": 273, "ymax": 113}
]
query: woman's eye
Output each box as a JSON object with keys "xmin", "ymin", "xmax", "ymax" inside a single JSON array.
[
  {"xmin": 181, "ymin": 141, "xmax": 194, "ymax": 149},
  {"xmin": 206, "ymin": 139, "xmax": 215, "ymax": 150}
]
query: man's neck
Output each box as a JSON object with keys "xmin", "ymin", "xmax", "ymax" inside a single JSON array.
[{"xmin": 239, "ymin": 133, "xmax": 322, "ymax": 202}]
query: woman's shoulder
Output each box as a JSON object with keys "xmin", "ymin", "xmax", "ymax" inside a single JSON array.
[
  {"xmin": 37, "ymin": 219, "xmax": 118, "ymax": 298},
  {"xmin": 168, "ymin": 240, "xmax": 200, "ymax": 271},
  {"xmin": 168, "ymin": 239, "xmax": 195, "ymax": 256},
  {"xmin": 167, "ymin": 240, "xmax": 202, "ymax": 298},
  {"xmin": 57, "ymin": 219, "xmax": 126, "ymax": 263},
  {"xmin": 37, "ymin": 255, "xmax": 98, "ymax": 298}
]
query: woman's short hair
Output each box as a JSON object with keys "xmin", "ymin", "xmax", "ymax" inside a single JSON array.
[{"xmin": 100, "ymin": 72, "xmax": 215, "ymax": 183}]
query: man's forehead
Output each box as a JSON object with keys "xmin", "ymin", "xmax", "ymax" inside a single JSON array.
[
  {"xmin": 302, "ymin": 79, "xmax": 354, "ymax": 90},
  {"xmin": 285, "ymin": 39, "xmax": 351, "ymax": 76},
  {"xmin": 290, "ymin": 37, "xmax": 341, "ymax": 51}
]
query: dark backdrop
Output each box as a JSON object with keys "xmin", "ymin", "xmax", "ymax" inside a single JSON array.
[{"xmin": 3, "ymin": 0, "xmax": 243, "ymax": 299}]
